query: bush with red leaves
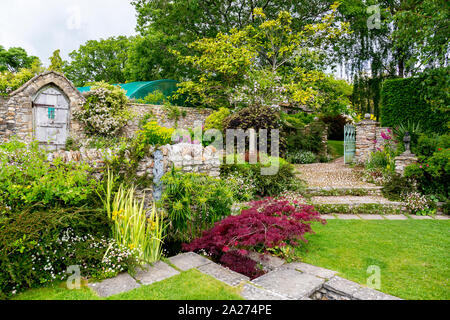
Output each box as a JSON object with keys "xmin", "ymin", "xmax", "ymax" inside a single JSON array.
[{"xmin": 183, "ymin": 196, "xmax": 325, "ymax": 279}]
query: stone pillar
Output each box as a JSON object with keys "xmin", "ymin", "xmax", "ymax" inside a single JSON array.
[
  {"xmin": 395, "ymin": 153, "xmax": 418, "ymax": 176},
  {"xmin": 355, "ymin": 114, "xmax": 378, "ymax": 164}
]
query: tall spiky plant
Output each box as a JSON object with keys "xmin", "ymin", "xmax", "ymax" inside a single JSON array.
[{"xmin": 103, "ymin": 168, "xmax": 166, "ymax": 263}]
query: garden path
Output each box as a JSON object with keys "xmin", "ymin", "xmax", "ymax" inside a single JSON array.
[
  {"xmin": 88, "ymin": 252, "xmax": 401, "ymax": 300},
  {"xmin": 295, "ymin": 157, "xmax": 448, "ymax": 219}
]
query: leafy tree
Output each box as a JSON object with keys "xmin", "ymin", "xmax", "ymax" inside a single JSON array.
[
  {"xmin": 132, "ymin": 0, "xmax": 333, "ymax": 37},
  {"xmin": 0, "ymin": 46, "xmax": 40, "ymax": 73},
  {"xmin": 392, "ymin": 0, "xmax": 449, "ymax": 71},
  {"xmin": 0, "ymin": 60, "xmax": 45, "ymax": 96},
  {"xmin": 125, "ymin": 29, "xmax": 185, "ymax": 81},
  {"xmin": 130, "ymin": 0, "xmax": 337, "ymax": 81},
  {"xmin": 172, "ymin": 3, "xmax": 349, "ymax": 110},
  {"xmin": 48, "ymin": 49, "xmax": 64, "ymax": 73},
  {"xmin": 64, "ymin": 36, "xmax": 133, "ymax": 87}
]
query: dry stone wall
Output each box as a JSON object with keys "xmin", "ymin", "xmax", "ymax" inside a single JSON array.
[
  {"xmin": 122, "ymin": 104, "xmax": 214, "ymax": 138},
  {"xmin": 0, "ymin": 71, "xmax": 85, "ymax": 144},
  {"xmin": 48, "ymin": 143, "xmax": 221, "ymax": 180},
  {"xmin": 355, "ymin": 115, "xmax": 393, "ymax": 164}
]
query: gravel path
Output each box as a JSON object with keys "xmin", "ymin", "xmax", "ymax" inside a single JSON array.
[{"xmin": 295, "ymin": 157, "xmax": 376, "ymax": 188}]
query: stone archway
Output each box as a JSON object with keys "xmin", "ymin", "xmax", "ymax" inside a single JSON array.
[
  {"xmin": 32, "ymin": 85, "xmax": 70, "ymax": 150},
  {"xmin": 0, "ymin": 71, "xmax": 84, "ymax": 146}
]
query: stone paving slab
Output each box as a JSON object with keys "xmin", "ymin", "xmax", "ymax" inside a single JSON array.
[
  {"xmin": 324, "ymin": 276, "xmax": 401, "ymax": 300},
  {"xmin": 134, "ymin": 261, "xmax": 180, "ymax": 285},
  {"xmin": 280, "ymin": 262, "xmax": 337, "ymax": 280},
  {"xmin": 321, "ymin": 214, "xmax": 336, "ymax": 219},
  {"xmin": 358, "ymin": 214, "xmax": 384, "ymax": 220},
  {"xmin": 409, "ymin": 215, "xmax": 432, "ymax": 220},
  {"xmin": 434, "ymin": 215, "xmax": 450, "ymax": 220},
  {"xmin": 252, "ymin": 268, "xmax": 325, "ymax": 300},
  {"xmin": 247, "ymin": 252, "xmax": 285, "ymax": 271},
  {"xmin": 240, "ymin": 283, "xmax": 290, "ymax": 300},
  {"xmin": 323, "ymin": 276, "xmax": 361, "ymax": 298},
  {"xmin": 168, "ymin": 252, "xmax": 212, "ymax": 271},
  {"xmin": 89, "ymin": 272, "xmax": 140, "ymax": 297},
  {"xmin": 197, "ymin": 262, "xmax": 250, "ymax": 287},
  {"xmin": 335, "ymin": 214, "xmax": 360, "ymax": 220},
  {"xmin": 383, "ymin": 214, "xmax": 408, "ymax": 220}
]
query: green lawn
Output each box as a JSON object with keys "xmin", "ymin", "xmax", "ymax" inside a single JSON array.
[
  {"xmin": 12, "ymin": 269, "xmax": 243, "ymax": 300},
  {"xmin": 327, "ymin": 140, "xmax": 344, "ymax": 159},
  {"xmin": 296, "ymin": 219, "xmax": 450, "ymax": 300}
]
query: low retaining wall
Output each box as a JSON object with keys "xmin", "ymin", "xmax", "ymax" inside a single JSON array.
[{"xmin": 48, "ymin": 143, "xmax": 221, "ymax": 179}]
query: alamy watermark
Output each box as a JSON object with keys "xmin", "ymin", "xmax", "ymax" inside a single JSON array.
[
  {"xmin": 366, "ymin": 265, "xmax": 381, "ymax": 290},
  {"xmin": 66, "ymin": 265, "xmax": 81, "ymax": 290},
  {"xmin": 171, "ymin": 121, "xmax": 281, "ymax": 175},
  {"xmin": 367, "ymin": 4, "xmax": 381, "ymax": 30}
]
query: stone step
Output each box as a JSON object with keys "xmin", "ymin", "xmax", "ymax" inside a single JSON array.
[
  {"xmin": 310, "ymin": 196, "xmax": 405, "ymax": 215},
  {"xmin": 305, "ymin": 186, "xmax": 383, "ymax": 197},
  {"xmin": 251, "ymin": 268, "xmax": 325, "ymax": 300},
  {"xmin": 168, "ymin": 252, "xmax": 212, "ymax": 271}
]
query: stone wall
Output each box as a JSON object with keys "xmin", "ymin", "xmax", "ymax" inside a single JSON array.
[
  {"xmin": 48, "ymin": 142, "xmax": 221, "ymax": 187},
  {"xmin": 355, "ymin": 114, "xmax": 393, "ymax": 163},
  {"xmin": 0, "ymin": 71, "xmax": 85, "ymax": 144},
  {"xmin": 0, "ymin": 71, "xmax": 213, "ymax": 146},
  {"xmin": 122, "ymin": 104, "xmax": 214, "ymax": 138}
]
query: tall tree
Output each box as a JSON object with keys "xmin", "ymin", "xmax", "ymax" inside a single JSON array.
[
  {"xmin": 48, "ymin": 49, "xmax": 64, "ymax": 73},
  {"xmin": 172, "ymin": 4, "xmax": 349, "ymax": 110},
  {"xmin": 0, "ymin": 46, "xmax": 40, "ymax": 73},
  {"xmin": 392, "ymin": 0, "xmax": 449, "ymax": 72},
  {"xmin": 64, "ymin": 36, "xmax": 133, "ymax": 87},
  {"xmin": 129, "ymin": 0, "xmax": 336, "ymax": 80}
]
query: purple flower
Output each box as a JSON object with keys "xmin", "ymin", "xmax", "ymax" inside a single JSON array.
[
  {"xmin": 387, "ymin": 128, "xmax": 392, "ymax": 134},
  {"xmin": 380, "ymin": 131, "xmax": 391, "ymax": 140}
]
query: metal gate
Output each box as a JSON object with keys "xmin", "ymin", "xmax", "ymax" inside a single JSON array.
[
  {"xmin": 33, "ymin": 86, "xmax": 70, "ymax": 150},
  {"xmin": 344, "ymin": 124, "xmax": 356, "ymax": 164}
]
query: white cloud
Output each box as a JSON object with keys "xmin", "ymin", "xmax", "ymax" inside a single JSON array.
[{"xmin": 0, "ymin": 0, "xmax": 137, "ymax": 65}]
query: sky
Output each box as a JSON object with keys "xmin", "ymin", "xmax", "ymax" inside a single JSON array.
[{"xmin": 0, "ymin": 0, "xmax": 137, "ymax": 66}]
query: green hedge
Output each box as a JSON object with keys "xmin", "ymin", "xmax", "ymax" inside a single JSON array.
[{"xmin": 380, "ymin": 77, "xmax": 449, "ymax": 134}]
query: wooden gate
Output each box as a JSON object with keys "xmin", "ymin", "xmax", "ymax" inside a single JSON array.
[
  {"xmin": 344, "ymin": 124, "xmax": 356, "ymax": 164},
  {"xmin": 33, "ymin": 86, "xmax": 70, "ymax": 150}
]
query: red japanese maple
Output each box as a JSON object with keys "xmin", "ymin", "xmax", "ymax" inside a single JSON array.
[{"xmin": 183, "ymin": 197, "xmax": 325, "ymax": 278}]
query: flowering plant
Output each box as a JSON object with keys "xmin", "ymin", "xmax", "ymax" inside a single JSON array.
[
  {"xmin": 402, "ymin": 191, "xmax": 435, "ymax": 216},
  {"xmin": 74, "ymin": 82, "xmax": 132, "ymax": 136}
]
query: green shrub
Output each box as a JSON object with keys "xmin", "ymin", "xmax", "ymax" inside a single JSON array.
[
  {"xmin": 413, "ymin": 133, "xmax": 450, "ymax": 158},
  {"xmin": 0, "ymin": 206, "xmax": 136, "ymax": 298},
  {"xmin": 286, "ymin": 150, "xmax": 317, "ymax": 164},
  {"xmin": 138, "ymin": 121, "xmax": 175, "ymax": 146},
  {"xmin": 204, "ymin": 107, "xmax": 231, "ymax": 131},
  {"xmin": 281, "ymin": 112, "xmax": 316, "ymax": 130},
  {"xmin": 221, "ymin": 170, "xmax": 257, "ymax": 202},
  {"xmin": 221, "ymin": 155, "xmax": 301, "ymax": 197},
  {"xmin": 380, "ymin": 76, "xmax": 449, "ymax": 134},
  {"xmin": 73, "ymin": 81, "xmax": 131, "ymax": 136},
  {"xmin": 285, "ymin": 121, "xmax": 327, "ymax": 154},
  {"xmin": 0, "ymin": 140, "xmax": 101, "ymax": 212},
  {"xmin": 382, "ymin": 173, "xmax": 416, "ymax": 201},
  {"xmin": 404, "ymin": 148, "xmax": 450, "ymax": 200},
  {"xmin": 158, "ymin": 169, "xmax": 234, "ymax": 242}
]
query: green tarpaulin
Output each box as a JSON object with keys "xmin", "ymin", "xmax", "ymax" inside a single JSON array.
[{"xmin": 77, "ymin": 80, "xmax": 182, "ymax": 105}]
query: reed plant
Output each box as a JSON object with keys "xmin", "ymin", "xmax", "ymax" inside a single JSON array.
[{"xmin": 103, "ymin": 168, "xmax": 165, "ymax": 263}]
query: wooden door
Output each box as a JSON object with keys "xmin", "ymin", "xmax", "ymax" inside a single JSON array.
[{"xmin": 33, "ymin": 86, "xmax": 69, "ymax": 150}]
